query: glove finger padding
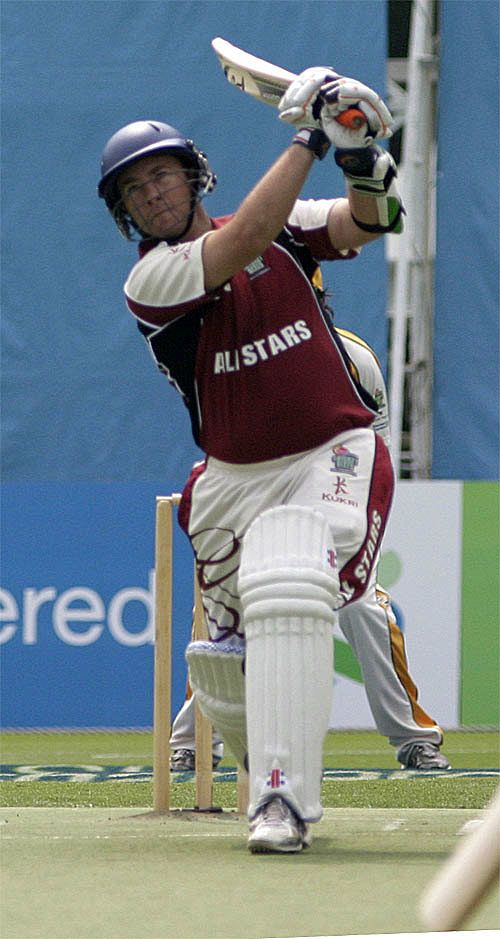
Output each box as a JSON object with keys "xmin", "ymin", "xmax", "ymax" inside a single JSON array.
[
  {"xmin": 321, "ymin": 77, "xmax": 393, "ymax": 147},
  {"xmin": 278, "ymin": 66, "xmax": 341, "ymax": 128}
]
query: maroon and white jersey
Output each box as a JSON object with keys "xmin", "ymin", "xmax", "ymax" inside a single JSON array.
[{"xmin": 124, "ymin": 198, "xmax": 378, "ymax": 463}]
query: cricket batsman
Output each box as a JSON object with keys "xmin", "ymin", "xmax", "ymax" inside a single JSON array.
[{"xmin": 99, "ymin": 67, "xmax": 408, "ymax": 852}]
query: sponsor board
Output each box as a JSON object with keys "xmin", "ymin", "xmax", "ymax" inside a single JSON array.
[{"xmin": 1, "ymin": 481, "xmax": 497, "ymax": 728}]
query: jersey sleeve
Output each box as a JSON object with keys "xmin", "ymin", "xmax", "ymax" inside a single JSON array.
[
  {"xmin": 287, "ymin": 198, "xmax": 360, "ymax": 261},
  {"xmin": 124, "ymin": 233, "xmax": 212, "ymax": 326}
]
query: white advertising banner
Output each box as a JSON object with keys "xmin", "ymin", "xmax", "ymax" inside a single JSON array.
[{"xmin": 330, "ymin": 481, "xmax": 463, "ymax": 730}]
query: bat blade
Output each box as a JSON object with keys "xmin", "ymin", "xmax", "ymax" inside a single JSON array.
[
  {"xmin": 211, "ymin": 37, "xmax": 293, "ymax": 106},
  {"xmin": 211, "ymin": 37, "xmax": 367, "ymax": 132}
]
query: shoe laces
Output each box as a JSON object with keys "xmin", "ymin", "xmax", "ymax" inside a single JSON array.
[
  {"xmin": 171, "ymin": 749, "xmax": 195, "ymax": 767},
  {"xmin": 409, "ymin": 742, "xmax": 437, "ymax": 758},
  {"xmin": 260, "ymin": 797, "xmax": 295, "ymax": 825}
]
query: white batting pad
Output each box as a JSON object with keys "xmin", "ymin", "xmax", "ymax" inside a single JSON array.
[
  {"xmin": 239, "ymin": 505, "xmax": 338, "ymax": 821},
  {"xmin": 186, "ymin": 640, "xmax": 248, "ymax": 768}
]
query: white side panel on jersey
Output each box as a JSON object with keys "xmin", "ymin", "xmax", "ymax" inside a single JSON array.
[{"xmin": 239, "ymin": 504, "xmax": 338, "ymax": 821}]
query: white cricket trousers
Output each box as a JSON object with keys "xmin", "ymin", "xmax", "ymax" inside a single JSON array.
[{"xmin": 178, "ymin": 428, "xmax": 394, "ymax": 644}]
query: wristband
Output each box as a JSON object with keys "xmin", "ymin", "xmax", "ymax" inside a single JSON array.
[{"xmin": 292, "ymin": 127, "xmax": 331, "ymax": 160}]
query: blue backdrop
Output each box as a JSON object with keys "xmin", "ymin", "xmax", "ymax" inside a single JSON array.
[
  {"xmin": 1, "ymin": 0, "xmax": 387, "ymax": 487},
  {"xmin": 433, "ymin": 0, "xmax": 499, "ymax": 478}
]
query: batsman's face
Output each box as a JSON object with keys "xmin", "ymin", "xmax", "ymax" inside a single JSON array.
[{"xmin": 118, "ymin": 154, "xmax": 192, "ymax": 239}]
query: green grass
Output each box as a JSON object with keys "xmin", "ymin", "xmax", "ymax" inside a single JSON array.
[
  {"xmin": 1, "ymin": 776, "xmax": 497, "ymax": 811},
  {"xmin": 324, "ymin": 728, "xmax": 499, "ymax": 768},
  {"xmin": 2, "ymin": 728, "xmax": 498, "ymax": 767},
  {"xmin": 3, "ymin": 730, "xmax": 498, "ymax": 939},
  {"xmin": 4, "ymin": 806, "xmax": 499, "ymax": 938},
  {"xmin": 1, "ymin": 729, "xmax": 498, "ymax": 811}
]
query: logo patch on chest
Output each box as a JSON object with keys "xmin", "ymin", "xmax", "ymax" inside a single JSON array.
[
  {"xmin": 245, "ymin": 256, "xmax": 269, "ymax": 278},
  {"xmin": 213, "ymin": 319, "xmax": 312, "ymax": 374},
  {"xmin": 330, "ymin": 444, "xmax": 359, "ymax": 476}
]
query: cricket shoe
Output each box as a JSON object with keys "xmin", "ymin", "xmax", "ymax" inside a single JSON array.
[
  {"xmin": 170, "ymin": 749, "xmax": 222, "ymax": 772},
  {"xmin": 248, "ymin": 797, "xmax": 312, "ymax": 854},
  {"xmin": 399, "ymin": 742, "xmax": 451, "ymax": 770}
]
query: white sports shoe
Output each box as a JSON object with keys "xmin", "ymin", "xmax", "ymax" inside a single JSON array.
[{"xmin": 248, "ymin": 797, "xmax": 312, "ymax": 854}]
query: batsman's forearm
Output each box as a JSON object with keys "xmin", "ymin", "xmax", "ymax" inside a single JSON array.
[
  {"xmin": 202, "ymin": 145, "xmax": 314, "ymax": 291},
  {"xmin": 237, "ymin": 144, "xmax": 314, "ymax": 243},
  {"xmin": 328, "ymin": 192, "xmax": 382, "ymax": 250},
  {"xmin": 349, "ymin": 189, "xmax": 383, "ymax": 242}
]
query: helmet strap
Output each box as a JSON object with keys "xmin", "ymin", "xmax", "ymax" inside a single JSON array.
[{"xmin": 164, "ymin": 187, "xmax": 197, "ymax": 244}]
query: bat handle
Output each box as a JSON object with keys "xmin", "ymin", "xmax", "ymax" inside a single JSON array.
[{"xmin": 335, "ymin": 107, "xmax": 367, "ymax": 131}]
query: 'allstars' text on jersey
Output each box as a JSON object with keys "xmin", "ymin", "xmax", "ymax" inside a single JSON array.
[{"xmin": 124, "ymin": 198, "xmax": 377, "ymax": 463}]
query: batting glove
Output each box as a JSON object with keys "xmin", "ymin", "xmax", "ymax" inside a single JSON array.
[
  {"xmin": 321, "ymin": 77, "xmax": 393, "ymax": 148},
  {"xmin": 278, "ymin": 66, "xmax": 341, "ymax": 128}
]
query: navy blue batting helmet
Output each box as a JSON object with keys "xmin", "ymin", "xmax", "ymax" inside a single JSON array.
[{"xmin": 98, "ymin": 120, "xmax": 216, "ymax": 239}]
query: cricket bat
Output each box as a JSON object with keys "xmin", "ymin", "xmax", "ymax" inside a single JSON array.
[
  {"xmin": 211, "ymin": 37, "xmax": 366, "ymax": 130},
  {"xmin": 419, "ymin": 785, "xmax": 500, "ymax": 931}
]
